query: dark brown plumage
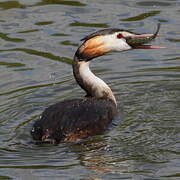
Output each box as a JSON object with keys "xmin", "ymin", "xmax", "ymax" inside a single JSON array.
[{"xmin": 31, "ymin": 98, "xmax": 117, "ymax": 143}]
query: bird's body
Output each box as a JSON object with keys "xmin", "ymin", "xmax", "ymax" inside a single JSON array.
[
  {"xmin": 32, "ymin": 98, "xmax": 117, "ymax": 143},
  {"xmin": 31, "ymin": 24, "xmax": 162, "ymax": 144}
]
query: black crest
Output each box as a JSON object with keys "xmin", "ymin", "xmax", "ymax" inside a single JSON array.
[{"xmin": 81, "ymin": 28, "xmax": 125, "ymax": 42}]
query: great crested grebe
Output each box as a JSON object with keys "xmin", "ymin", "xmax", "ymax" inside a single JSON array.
[{"xmin": 31, "ymin": 24, "xmax": 162, "ymax": 144}]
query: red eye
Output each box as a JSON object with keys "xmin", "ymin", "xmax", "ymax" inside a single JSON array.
[{"xmin": 117, "ymin": 33, "xmax": 123, "ymax": 39}]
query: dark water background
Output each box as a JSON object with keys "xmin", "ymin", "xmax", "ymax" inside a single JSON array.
[{"xmin": 0, "ymin": 0, "xmax": 179, "ymax": 179}]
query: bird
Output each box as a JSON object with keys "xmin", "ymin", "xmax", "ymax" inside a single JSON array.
[{"xmin": 31, "ymin": 24, "xmax": 162, "ymax": 144}]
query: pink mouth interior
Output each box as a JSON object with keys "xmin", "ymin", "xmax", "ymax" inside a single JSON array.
[{"xmin": 135, "ymin": 45, "xmax": 165, "ymax": 49}]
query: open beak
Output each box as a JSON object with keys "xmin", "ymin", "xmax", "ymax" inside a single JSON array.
[{"xmin": 125, "ymin": 23, "xmax": 164, "ymax": 49}]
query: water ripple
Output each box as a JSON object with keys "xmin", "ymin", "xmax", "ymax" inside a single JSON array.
[
  {"xmin": 121, "ymin": 10, "xmax": 160, "ymax": 21},
  {"xmin": 0, "ymin": 0, "xmax": 179, "ymax": 179}
]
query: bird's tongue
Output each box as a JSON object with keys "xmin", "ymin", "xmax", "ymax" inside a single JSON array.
[{"xmin": 126, "ymin": 23, "xmax": 164, "ymax": 49}]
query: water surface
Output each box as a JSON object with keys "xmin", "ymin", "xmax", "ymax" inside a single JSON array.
[{"xmin": 0, "ymin": 0, "xmax": 180, "ymax": 179}]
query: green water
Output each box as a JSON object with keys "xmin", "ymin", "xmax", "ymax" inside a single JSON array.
[{"xmin": 0, "ymin": 0, "xmax": 179, "ymax": 179}]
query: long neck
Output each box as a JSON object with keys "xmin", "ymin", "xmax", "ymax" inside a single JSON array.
[{"xmin": 73, "ymin": 56, "xmax": 117, "ymax": 106}]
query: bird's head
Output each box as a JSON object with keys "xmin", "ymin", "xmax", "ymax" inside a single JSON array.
[{"xmin": 75, "ymin": 24, "xmax": 163, "ymax": 61}]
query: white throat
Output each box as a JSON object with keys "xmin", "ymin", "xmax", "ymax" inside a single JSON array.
[{"xmin": 78, "ymin": 61, "xmax": 117, "ymax": 106}]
